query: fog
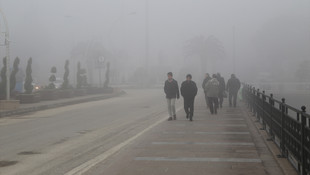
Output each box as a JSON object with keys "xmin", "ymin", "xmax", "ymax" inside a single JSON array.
[{"xmin": 0, "ymin": 0, "xmax": 309, "ymax": 92}]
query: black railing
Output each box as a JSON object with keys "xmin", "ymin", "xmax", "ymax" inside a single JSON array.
[{"xmin": 242, "ymin": 84, "xmax": 310, "ymax": 175}]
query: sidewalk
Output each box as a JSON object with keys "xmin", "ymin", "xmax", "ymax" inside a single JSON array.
[
  {"xmin": 93, "ymin": 95, "xmax": 296, "ymax": 175},
  {"xmin": 0, "ymin": 89, "xmax": 125, "ymax": 118}
]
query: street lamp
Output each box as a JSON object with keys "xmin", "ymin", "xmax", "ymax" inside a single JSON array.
[{"xmin": 0, "ymin": 8, "xmax": 10, "ymax": 100}]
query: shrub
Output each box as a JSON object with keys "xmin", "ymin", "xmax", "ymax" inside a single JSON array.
[
  {"xmin": 10, "ymin": 57, "xmax": 20, "ymax": 93},
  {"xmin": 62, "ymin": 60, "xmax": 70, "ymax": 89},
  {"xmin": 24, "ymin": 57, "xmax": 34, "ymax": 94}
]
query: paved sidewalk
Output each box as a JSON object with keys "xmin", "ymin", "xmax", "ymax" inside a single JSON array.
[
  {"xmin": 91, "ymin": 95, "xmax": 295, "ymax": 175},
  {"xmin": 0, "ymin": 89, "xmax": 125, "ymax": 118}
]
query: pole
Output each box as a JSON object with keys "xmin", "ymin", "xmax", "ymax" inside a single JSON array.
[
  {"xmin": 145, "ymin": 0, "xmax": 149, "ymax": 76},
  {"xmin": 0, "ymin": 8, "xmax": 10, "ymax": 100},
  {"xmin": 5, "ymin": 33, "xmax": 9, "ymax": 100},
  {"xmin": 99, "ymin": 68, "xmax": 102, "ymax": 87},
  {"xmin": 233, "ymin": 25, "xmax": 236, "ymax": 74}
]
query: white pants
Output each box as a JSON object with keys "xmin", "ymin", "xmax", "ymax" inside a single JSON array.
[{"xmin": 167, "ymin": 98, "xmax": 176, "ymax": 117}]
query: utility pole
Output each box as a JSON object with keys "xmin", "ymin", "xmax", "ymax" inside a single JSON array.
[{"xmin": 0, "ymin": 8, "xmax": 10, "ymax": 100}]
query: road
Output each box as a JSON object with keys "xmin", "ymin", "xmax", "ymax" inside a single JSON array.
[{"xmin": 0, "ymin": 89, "xmax": 176, "ymax": 175}]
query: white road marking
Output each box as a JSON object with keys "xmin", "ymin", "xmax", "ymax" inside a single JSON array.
[
  {"xmin": 195, "ymin": 131, "xmax": 250, "ymax": 135},
  {"xmin": 134, "ymin": 157, "xmax": 262, "ymax": 163},
  {"xmin": 64, "ymin": 107, "xmax": 182, "ymax": 175},
  {"xmin": 175, "ymin": 124, "xmax": 247, "ymax": 127},
  {"xmin": 152, "ymin": 142, "xmax": 254, "ymax": 146}
]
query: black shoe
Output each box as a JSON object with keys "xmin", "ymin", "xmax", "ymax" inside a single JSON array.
[
  {"xmin": 168, "ymin": 117, "xmax": 173, "ymax": 121},
  {"xmin": 186, "ymin": 114, "xmax": 189, "ymax": 119},
  {"xmin": 173, "ymin": 115, "xmax": 176, "ymax": 120}
]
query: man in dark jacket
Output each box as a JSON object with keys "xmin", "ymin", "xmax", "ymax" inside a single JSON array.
[
  {"xmin": 216, "ymin": 73, "xmax": 226, "ymax": 108},
  {"xmin": 164, "ymin": 72, "xmax": 180, "ymax": 121},
  {"xmin": 181, "ymin": 74, "xmax": 198, "ymax": 121},
  {"xmin": 226, "ymin": 74, "xmax": 241, "ymax": 107},
  {"xmin": 202, "ymin": 73, "xmax": 211, "ymax": 107}
]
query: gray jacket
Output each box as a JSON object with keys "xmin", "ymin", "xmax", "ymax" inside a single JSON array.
[{"xmin": 205, "ymin": 78, "xmax": 220, "ymax": 97}]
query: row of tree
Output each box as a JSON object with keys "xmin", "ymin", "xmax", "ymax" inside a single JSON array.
[{"xmin": 0, "ymin": 57, "xmax": 91, "ymax": 98}]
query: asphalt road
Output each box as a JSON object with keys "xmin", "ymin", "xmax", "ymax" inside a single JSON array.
[{"xmin": 0, "ymin": 89, "xmax": 177, "ymax": 175}]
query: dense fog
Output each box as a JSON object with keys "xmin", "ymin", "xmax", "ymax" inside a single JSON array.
[{"xmin": 0, "ymin": 0, "xmax": 309, "ymax": 96}]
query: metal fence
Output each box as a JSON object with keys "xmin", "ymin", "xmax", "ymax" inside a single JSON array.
[{"xmin": 242, "ymin": 84, "xmax": 310, "ymax": 175}]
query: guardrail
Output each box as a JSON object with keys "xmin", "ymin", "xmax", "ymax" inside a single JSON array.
[{"xmin": 242, "ymin": 84, "xmax": 310, "ymax": 175}]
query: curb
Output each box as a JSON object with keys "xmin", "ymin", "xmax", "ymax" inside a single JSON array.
[{"xmin": 0, "ymin": 90, "xmax": 126, "ymax": 118}]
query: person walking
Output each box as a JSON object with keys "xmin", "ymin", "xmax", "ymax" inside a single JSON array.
[
  {"xmin": 226, "ymin": 74, "xmax": 241, "ymax": 107},
  {"xmin": 216, "ymin": 73, "xmax": 226, "ymax": 108},
  {"xmin": 180, "ymin": 74, "xmax": 198, "ymax": 121},
  {"xmin": 202, "ymin": 73, "xmax": 211, "ymax": 107},
  {"xmin": 164, "ymin": 72, "xmax": 180, "ymax": 121},
  {"xmin": 205, "ymin": 74, "xmax": 220, "ymax": 114}
]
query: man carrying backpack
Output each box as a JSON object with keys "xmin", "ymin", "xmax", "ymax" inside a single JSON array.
[{"xmin": 205, "ymin": 74, "xmax": 220, "ymax": 114}]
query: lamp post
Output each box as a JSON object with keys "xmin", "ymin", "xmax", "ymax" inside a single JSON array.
[
  {"xmin": 0, "ymin": 8, "xmax": 10, "ymax": 100},
  {"xmin": 107, "ymin": 11, "xmax": 136, "ymax": 84},
  {"xmin": 145, "ymin": 0, "xmax": 149, "ymax": 77},
  {"xmin": 233, "ymin": 25, "xmax": 236, "ymax": 74}
]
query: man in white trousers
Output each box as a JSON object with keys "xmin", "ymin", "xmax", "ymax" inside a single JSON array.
[{"xmin": 164, "ymin": 72, "xmax": 180, "ymax": 121}]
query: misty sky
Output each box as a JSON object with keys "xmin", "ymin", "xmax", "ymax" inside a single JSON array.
[{"xmin": 0, "ymin": 0, "xmax": 309, "ymax": 84}]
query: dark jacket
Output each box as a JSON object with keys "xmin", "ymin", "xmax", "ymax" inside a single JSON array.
[
  {"xmin": 202, "ymin": 77, "xmax": 211, "ymax": 91},
  {"xmin": 227, "ymin": 77, "xmax": 241, "ymax": 94},
  {"xmin": 164, "ymin": 79, "xmax": 180, "ymax": 99},
  {"xmin": 217, "ymin": 76, "xmax": 225, "ymax": 93},
  {"xmin": 181, "ymin": 80, "xmax": 198, "ymax": 100}
]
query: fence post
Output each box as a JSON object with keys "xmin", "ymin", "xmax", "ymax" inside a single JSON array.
[
  {"xmin": 262, "ymin": 91, "xmax": 266, "ymax": 129},
  {"xmin": 252, "ymin": 87, "xmax": 256, "ymax": 114},
  {"xmin": 269, "ymin": 93, "xmax": 274, "ymax": 138},
  {"xmin": 257, "ymin": 89, "xmax": 260, "ymax": 120},
  {"xmin": 301, "ymin": 106, "xmax": 306, "ymax": 175},
  {"xmin": 280, "ymin": 98, "xmax": 286, "ymax": 157}
]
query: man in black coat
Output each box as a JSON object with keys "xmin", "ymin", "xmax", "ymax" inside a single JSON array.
[
  {"xmin": 181, "ymin": 74, "xmax": 198, "ymax": 121},
  {"xmin": 216, "ymin": 73, "xmax": 226, "ymax": 108},
  {"xmin": 226, "ymin": 74, "xmax": 241, "ymax": 107},
  {"xmin": 164, "ymin": 72, "xmax": 180, "ymax": 121}
]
